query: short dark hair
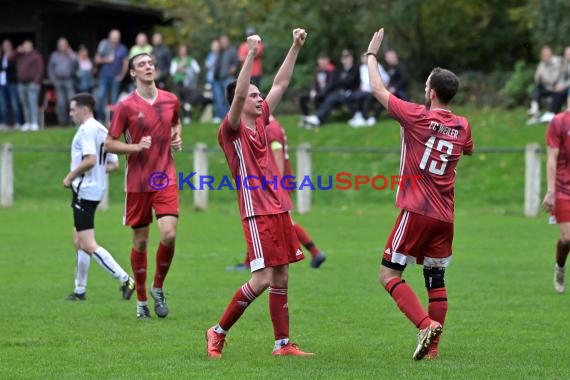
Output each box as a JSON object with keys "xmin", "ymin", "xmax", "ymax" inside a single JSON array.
[
  {"xmin": 128, "ymin": 52, "xmax": 153, "ymax": 71},
  {"xmin": 429, "ymin": 67, "xmax": 459, "ymax": 105},
  {"xmin": 226, "ymin": 80, "xmax": 257, "ymax": 105},
  {"xmin": 70, "ymin": 92, "xmax": 95, "ymax": 111}
]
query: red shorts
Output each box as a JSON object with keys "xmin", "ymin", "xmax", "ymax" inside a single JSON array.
[
  {"xmin": 124, "ymin": 185, "xmax": 179, "ymax": 227},
  {"xmin": 242, "ymin": 212, "xmax": 304, "ymax": 272},
  {"xmin": 554, "ymin": 198, "xmax": 570, "ymax": 223},
  {"xmin": 383, "ymin": 210, "xmax": 454, "ymax": 267}
]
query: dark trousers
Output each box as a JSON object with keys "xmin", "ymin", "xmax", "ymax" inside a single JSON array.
[{"xmin": 532, "ymin": 83, "xmax": 567, "ymax": 113}]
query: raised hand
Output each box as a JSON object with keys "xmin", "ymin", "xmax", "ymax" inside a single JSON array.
[
  {"xmin": 366, "ymin": 28, "xmax": 385, "ymax": 56},
  {"xmin": 292, "ymin": 28, "xmax": 307, "ymax": 47},
  {"xmin": 247, "ymin": 34, "xmax": 262, "ymax": 54}
]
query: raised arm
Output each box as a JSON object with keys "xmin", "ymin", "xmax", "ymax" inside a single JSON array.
[
  {"xmin": 365, "ymin": 28, "xmax": 391, "ymax": 110},
  {"xmin": 265, "ymin": 28, "xmax": 307, "ymax": 114},
  {"xmin": 226, "ymin": 35, "xmax": 262, "ymax": 129}
]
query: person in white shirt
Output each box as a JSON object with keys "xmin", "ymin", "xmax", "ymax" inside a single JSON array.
[
  {"xmin": 348, "ymin": 54, "xmax": 390, "ymax": 128},
  {"xmin": 63, "ymin": 92, "xmax": 134, "ymax": 301}
]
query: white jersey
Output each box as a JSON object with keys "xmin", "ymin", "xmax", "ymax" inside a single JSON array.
[{"xmin": 70, "ymin": 117, "xmax": 118, "ymax": 201}]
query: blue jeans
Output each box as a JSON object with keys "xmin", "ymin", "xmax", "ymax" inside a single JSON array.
[
  {"xmin": 96, "ymin": 76, "xmax": 121, "ymax": 122},
  {"xmin": 0, "ymin": 83, "xmax": 22, "ymax": 125},
  {"xmin": 213, "ymin": 78, "xmax": 233, "ymax": 119},
  {"xmin": 18, "ymin": 82, "xmax": 40, "ymax": 125},
  {"xmin": 53, "ymin": 78, "xmax": 75, "ymax": 126}
]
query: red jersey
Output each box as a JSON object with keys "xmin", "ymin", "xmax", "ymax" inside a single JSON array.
[
  {"xmin": 108, "ymin": 89, "xmax": 179, "ymax": 193},
  {"xmin": 218, "ymin": 101, "xmax": 292, "ymax": 219},
  {"xmin": 265, "ymin": 119, "xmax": 293, "ymax": 177},
  {"xmin": 388, "ymin": 96, "xmax": 473, "ymax": 222},
  {"xmin": 546, "ymin": 112, "xmax": 570, "ymax": 200}
]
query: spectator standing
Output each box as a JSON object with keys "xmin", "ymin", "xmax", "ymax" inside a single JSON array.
[
  {"xmin": 0, "ymin": 39, "xmax": 21, "ymax": 130},
  {"xmin": 151, "ymin": 32, "xmax": 171, "ymax": 90},
  {"xmin": 94, "ymin": 29, "xmax": 128, "ymax": 121},
  {"xmin": 238, "ymin": 27, "xmax": 264, "ymax": 87},
  {"xmin": 129, "ymin": 32, "xmax": 152, "ymax": 59},
  {"xmin": 170, "ymin": 43, "xmax": 203, "ymax": 124},
  {"xmin": 15, "ymin": 40, "xmax": 43, "ymax": 131},
  {"xmin": 212, "ymin": 34, "xmax": 238, "ymax": 123},
  {"xmin": 48, "ymin": 37, "xmax": 77, "ymax": 126},
  {"xmin": 76, "ymin": 45, "xmax": 94, "ymax": 94},
  {"xmin": 204, "ymin": 39, "xmax": 220, "ymax": 87}
]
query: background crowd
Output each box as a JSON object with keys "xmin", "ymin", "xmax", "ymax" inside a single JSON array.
[
  {"xmin": 0, "ymin": 26, "xmax": 411, "ymax": 132},
  {"xmin": 1, "ymin": 25, "xmax": 569, "ymax": 132}
]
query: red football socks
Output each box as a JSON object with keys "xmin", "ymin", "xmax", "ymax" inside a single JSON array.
[
  {"xmin": 269, "ymin": 286, "xmax": 289, "ymax": 340},
  {"xmin": 385, "ymin": 278, "xmax": 430, "ymax": 329},
  {"xmin": 130, "ymin": 249, "xmax": 147, "ymax": 301},
  {"xmin": 294, "ymin": 224, "xmax": 319, "ymax": 258},
  {"xmin": 428, "ymin": 287, "xmax": 448, "ymax": 348},
  {"xmin": 153, "ymin": 242, "xmax": 175, "ymax": 288},
  {"xmin": 556, "ymin": 240, "xmax": 570, "ymax": 268},
  {"xmin": 219, "ymin": 282, "xmax": 259, "ymax": 331}
]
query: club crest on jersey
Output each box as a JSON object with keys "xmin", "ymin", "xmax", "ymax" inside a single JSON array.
[{"xmin": 137, "ymin": 112, "xmax": 145, "ymax": 119}]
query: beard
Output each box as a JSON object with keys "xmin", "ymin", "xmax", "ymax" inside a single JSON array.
[{"xmin": 425, "ymin": 96, "xmax": 431, "ymax": 108}]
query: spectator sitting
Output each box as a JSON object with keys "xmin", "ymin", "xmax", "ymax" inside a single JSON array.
[
  {"xmin": 384, "ymin": 49, "xmax": 409, "ymax": 100},
  {"xmin": 555, "ymin": 46, "xmax": 570, "ymax": 114},
  {"xmin": 527, "ymin": 45, "xmax": 562, "ymax": 124},
  {"xmin": 302, "ymin": 49, "xmax": 360, "ymax": 128},
  {"xmin": 348, "ymin": 54, "xmax": 390, "ymax": 128},
  {"xmin": 298, "ymin": 52, "xmax": 335, "ymax": 120}
]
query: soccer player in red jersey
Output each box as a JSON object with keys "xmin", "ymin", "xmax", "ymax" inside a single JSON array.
[
  {"xmin": 226, "ymin": 115, "xmax": 327, "ymax": 271},
  {"xmin": 104, "ymin": 53, "xmax": 183, "ymax": 320},
  {"xmin": 366, "ymin": 29, "xmax": 474, "ymax": 360},
  {"xmin": 542, "ymin": 110, "xmax": 570, "ymax": 294},
  {"xmin": 206, "ymin": 29, "xmax": 314, "ymax": 358}
]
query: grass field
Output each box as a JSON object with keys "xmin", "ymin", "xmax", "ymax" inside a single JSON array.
[{"xmin": 1, "ymin": 108, "xmax": 569, "ymax": 379}]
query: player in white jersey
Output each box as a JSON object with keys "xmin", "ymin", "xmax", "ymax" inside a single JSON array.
[{"xmin": 62, "ymin": 92, "xmax": 135, "ymax": 301}]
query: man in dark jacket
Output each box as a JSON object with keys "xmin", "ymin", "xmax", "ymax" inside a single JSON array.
[
  {"xmin": 16, "ymin": 40, "xmax": 44, "ymax": 131},
  {"xmin": 302, "ymin": 49, "xmax": 360, "ymax": 127}
]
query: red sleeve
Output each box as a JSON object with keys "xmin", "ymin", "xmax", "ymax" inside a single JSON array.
[
  {"xmin": 256, "ymin": 42, "xmax": 265, "ymax": 58},
  {"xmin": 172, "ymin": 97, "xmax": 180, "ymax": 126},
  {"xmin": 464, "ymin": 122, "xmax": 474, "ymax": 154},
  {"xmin": 108, "ymin": 102, "xmax": 127, "ymax": 139},
  {"xmin": 388, "ymin": 95, "xmax": 426, "ymax": 128},
  {"xmin": 546, "ymin": 117, "xmax": 561, "ymax": 148},
  {"xmin": 261, "ymin": 100, "xmax": 270, "ymax": 126},
  {"xmin": 265, "ymin": 121, "xmax": 282, "ymax": 143}
]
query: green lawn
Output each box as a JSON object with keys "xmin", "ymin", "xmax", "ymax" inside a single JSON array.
[{"xmin": 1, "ymin": 108, "xmax": 567, "ymax": 379}]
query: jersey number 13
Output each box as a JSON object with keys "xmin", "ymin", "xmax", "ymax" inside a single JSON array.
[{"xmin": 419, "ymin": 136, "xmax": 453, "ymax": 175}]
